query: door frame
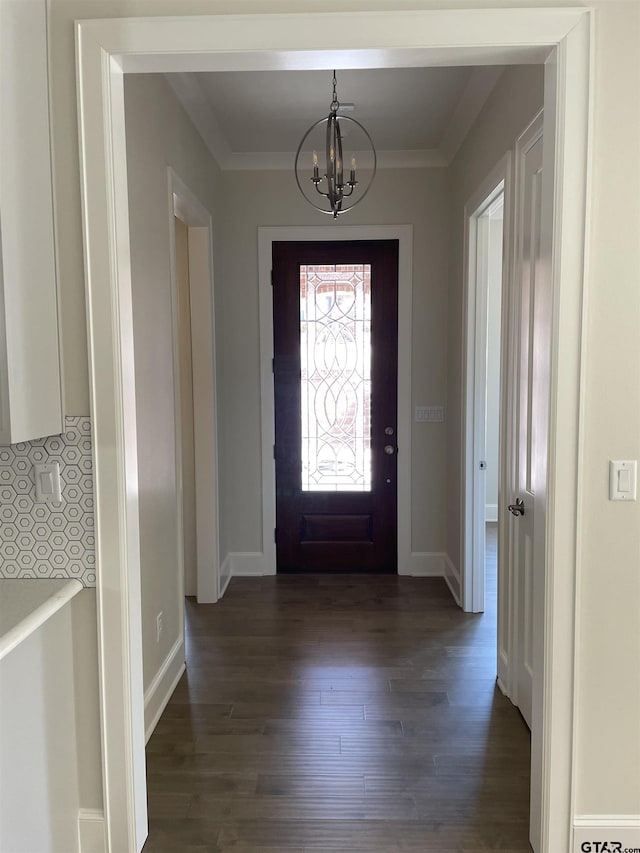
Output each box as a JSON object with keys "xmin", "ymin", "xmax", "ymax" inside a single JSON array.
[
  {"xmin": 167, "ymin": 169, "xmax": 221, "ymax": 604},
  {"xmin": 75, "ymin": 8, "xmax": 593, "ymax": 852},
  {"xmin": 462, "ymin": 154, "xmax": 511, "ymax": 617},
  {"xmin": 258, "ymin": 226, "xmax": 413, "ymax": 576}
]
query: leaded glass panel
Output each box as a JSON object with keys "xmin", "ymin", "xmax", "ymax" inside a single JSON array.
[{"xmin": 300, "ymin": 263, "xmax": 372, "ymax": 492}]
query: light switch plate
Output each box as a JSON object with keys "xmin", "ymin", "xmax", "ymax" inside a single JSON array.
[
  {"xmin": 34, "ymin": 462, "xmax": 62, "ymax": 504},
  {"xmin": 609, "ymin": 460, "xmax": 637, "ymax": 501},
  {"xmin": 415, "ymin": 405, "xmax": 444, "ymax": 423}
]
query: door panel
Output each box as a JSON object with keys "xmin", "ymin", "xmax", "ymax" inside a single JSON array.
[
  {"xmin": 273, "ymin": 241, "xmax": 398, "ymax": 573},
  {"xmin": 514, "ymin": 133, "xmax": 543, "ymax": 728}
]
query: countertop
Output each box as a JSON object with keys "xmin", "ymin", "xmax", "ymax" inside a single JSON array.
[{"xmin": 0, "ymin": 578, "xmax": 83, "ymax": 662}]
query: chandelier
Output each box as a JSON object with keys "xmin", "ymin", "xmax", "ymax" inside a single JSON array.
[{"xmin": 294, "ymin": 71, "xmax": 377, "ymax": 218}]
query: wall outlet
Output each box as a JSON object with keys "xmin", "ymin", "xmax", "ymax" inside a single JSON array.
[{"xmin": 156, "ymin": 611, "xmax": 163, "ymax": 643}]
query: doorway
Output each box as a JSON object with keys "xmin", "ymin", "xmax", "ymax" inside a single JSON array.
[
  {"xmin": 76, "ymin": 11, "xmax": 592, "ymax": 852},
  {"xmin": 168, "ymin": 171, "xmax": 222, "ymax": 604},
  {"xmin": 259, "ymin": 226, "xmax": 413, "ymax": 577},
  {"xmin": 273, "ymin": 240, "xmax": 399, "ymax": 573},
  {"xmin": 463, "ymin": 162, "xmax": 508, "ymax": 620}
]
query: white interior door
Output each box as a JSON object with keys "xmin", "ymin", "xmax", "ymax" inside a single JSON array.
[{"xmin": 512, "ymin": 129, "xmax": 543, "ymax": 730}]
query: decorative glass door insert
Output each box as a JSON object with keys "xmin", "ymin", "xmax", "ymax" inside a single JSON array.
[{"xmin": 300, "ymin": 263, "xmax": 371, "ymax": 491}]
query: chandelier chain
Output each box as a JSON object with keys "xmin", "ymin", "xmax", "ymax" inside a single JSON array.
[{"xmin": 330, "ymin": 70, "xmax": 340, "ymax": 113}]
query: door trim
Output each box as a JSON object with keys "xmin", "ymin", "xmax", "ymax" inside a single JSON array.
[
  {"xmin": 258, "ymin": 226, "xmax": 413, "ymax": 576},
  {"xmin": 75, "ymin": 8, "xmax": 593, "ymax": 852}
]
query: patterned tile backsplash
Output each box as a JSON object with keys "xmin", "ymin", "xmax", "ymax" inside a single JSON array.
[{"xmin": 0, "ymin": 417, "xmax": 95, "ymax": 587}]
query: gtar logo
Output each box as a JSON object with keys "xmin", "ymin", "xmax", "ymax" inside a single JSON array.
[{"xmin": 581, "ymin": 843, "xmax": 623, "ymax": 852}]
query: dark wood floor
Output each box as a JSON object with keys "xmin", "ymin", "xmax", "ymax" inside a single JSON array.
[{"xmin": 143, "ymin": 524, "xmax": 532, "ymax": 852}]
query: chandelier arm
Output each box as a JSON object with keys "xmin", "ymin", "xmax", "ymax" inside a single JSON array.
[{"xmin": 294, "ymin": 116, "xmax": 332, "ymax": 203}]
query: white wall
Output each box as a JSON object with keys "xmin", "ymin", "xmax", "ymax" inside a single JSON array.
[
  {"xmin": 574, "ymin": 1, "xmax": 640, "ymax": 814},
  {"xmin": 47, "ymin": 0, "xmax": 640, "ymax": 823},
  {"xmin": 123, "ymin": 74, "xmax": 225, "ymax": 703},
  {"xmin": 217, "ymin": 167, "xmax": 449, "ymax": 555}
]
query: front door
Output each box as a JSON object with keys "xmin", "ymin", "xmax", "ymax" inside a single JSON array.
[{"xmin": 273, "ymin": 240, "xmax": 398, "ymax": 573}]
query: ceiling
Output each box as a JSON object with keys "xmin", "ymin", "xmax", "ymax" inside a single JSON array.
[{"xmin": 166, "ymin": 66, "xmax": 504, "ymax": 170}]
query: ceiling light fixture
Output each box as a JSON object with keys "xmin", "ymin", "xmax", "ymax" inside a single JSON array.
[{"xmin": 294, "ymin": 71, "xmax": 377, "ymax": 219}]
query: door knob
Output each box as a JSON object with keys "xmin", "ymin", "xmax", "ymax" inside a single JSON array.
[
  {"xmin": 384, "ymin": 445, "xmax": 395, "ymax": 455},
  {"xmin": 508, "ymin": 497, "xmax": 525, "ymax": 517}
]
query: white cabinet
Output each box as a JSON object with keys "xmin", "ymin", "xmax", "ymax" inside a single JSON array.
[{"xmin": 0, "ymin": 0, "xmax": 63, "ymax": 444}]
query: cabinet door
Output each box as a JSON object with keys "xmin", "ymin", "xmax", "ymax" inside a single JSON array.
[{"xmin": 0, "ymin": 0, "xmax": 63, "ymax": 444}]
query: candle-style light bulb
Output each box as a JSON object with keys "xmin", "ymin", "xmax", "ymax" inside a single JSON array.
[
  {"xmin": 313, "ymin": 151, "xmax": 318, "ymax": 167},
  {"xmin": 329, "ymin": 146, "xmax": 335, "ymax": 161},
  {"xmin": 312, "ymin": 150, "xmax": 319, "ymax": 181},
  {"xmin": 351, "ymin": 155, "xmax": 357, "ymax": 170},
  {"xmin": 350, "ymin": 155, "xmax": 357, "ymax": 184},
  {"xmin": 337, "ymin": 158, "xmax": 343, "ymax": 185}
]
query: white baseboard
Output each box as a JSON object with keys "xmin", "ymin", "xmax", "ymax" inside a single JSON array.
[
  {"xmin": 144, "ymin": 635, "xmax": 185, "ymax": 742},
  {"xmin": 77, "ymin": 809, "xmax": 105, "ymax": 853},
  {"xmin": 397, "ymin": 553, "xmax": 461, "ymax": 606},
  {"xmin": 219, "ymin": 554, "xmax": 232, "ymax": 596},
  {"xmin": 230, "ymin": 551, "xmax": 275, "ymax": 576},
  {"xmin": 573, "ymin": 816, "xmax": 640, "ymax": 852},
  {"xmin": 444, "ymin": 554, "xmax": 461, "ymax": 605},
  {"xmin": 485, "ymin": 503, "xmax": 498, "ymax": 522},
  {"xmin": 399, "ymin": 551, "xmax": 446, "ymax": 577}
]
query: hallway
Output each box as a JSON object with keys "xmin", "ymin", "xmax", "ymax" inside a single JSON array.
[{"xmin": 143, "ymin": 526, "xmax": 531, "ymax": 852}]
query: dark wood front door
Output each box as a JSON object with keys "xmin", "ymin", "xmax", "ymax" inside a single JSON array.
[{"xmin": 273, "ymin": 240, "xmax": 399, "ymax": 573}]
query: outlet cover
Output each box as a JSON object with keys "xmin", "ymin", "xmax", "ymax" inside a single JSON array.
[
  {"xmin": 415, "ymin": 405, "xmax": 444, "ymax": 423},
  {"xmin": 34, "ymin": 462, "xmax": 62, "ymax": 504}
]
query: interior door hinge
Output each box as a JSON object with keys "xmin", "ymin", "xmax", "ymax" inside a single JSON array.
[
  {"xmin": 274, "ymin": 527, "xmax": 278, "ymax": 543},
  {"xmin": 273, "ymin": 444, "xmax": 276, "ymax": 460},
  {"xmin": 272, "ymin": 357, "xmax": 275, "ymax": 373}
]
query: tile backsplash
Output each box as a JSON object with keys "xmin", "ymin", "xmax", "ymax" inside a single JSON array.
[{"xmin": 0, "ymin": 417, "xmax": 96, "ymax": 587}]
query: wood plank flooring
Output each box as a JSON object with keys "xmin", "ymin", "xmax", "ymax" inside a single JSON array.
[{"xmin": 143, "ymin": 525, "xmax": 532, "ymax": 852}]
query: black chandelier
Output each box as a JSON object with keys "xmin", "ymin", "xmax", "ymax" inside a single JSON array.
[{"xmin": 294, "ymin": 71, "xmax": 377, "ymax": 218}]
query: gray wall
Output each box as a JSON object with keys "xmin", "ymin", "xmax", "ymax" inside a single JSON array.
[
  {"xmin": 217, "ymin": 167, "xmax": 450, "ymax": 555},
  {"xmin": 124, "ymin": 74, "xmax": 226, "ymax": 695}
]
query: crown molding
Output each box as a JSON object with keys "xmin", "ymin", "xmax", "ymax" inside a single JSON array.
[{"xmin": 166, "ymin": 66, "xmax": 501, "ymax": 172}]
